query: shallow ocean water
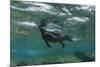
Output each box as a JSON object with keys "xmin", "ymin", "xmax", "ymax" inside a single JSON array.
[{"xmin": 10, "ymin": 1, "xmax": 95, "ymax": 66}]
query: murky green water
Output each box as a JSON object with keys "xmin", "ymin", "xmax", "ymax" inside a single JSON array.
[{"xmin": 10, "ymin": 1, "xmax": 95, "ymax": 66}]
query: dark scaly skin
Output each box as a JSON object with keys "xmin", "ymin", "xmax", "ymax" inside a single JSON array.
[
  {"xmin": 39, "ymin": 19, "xmax": 72, "ymax": 48},
  {"xmin": 39, "ymin": 26, "xmax": 72, "ymax": 48}
]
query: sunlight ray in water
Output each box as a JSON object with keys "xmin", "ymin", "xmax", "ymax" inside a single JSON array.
[
  {"xmin": 15, "ymin": 21, "xmax": 38, "ymax": 28},
  {"xmin": 22, "ymin": 1, "xmax": 54, "ymax": 9},
  {"xmin": 62, "ymin": 7, "xmax": 72, "ymax": 15},
  {"xmin": 67, "ymin": 17, "xmax": 89, "ymax": 23}
]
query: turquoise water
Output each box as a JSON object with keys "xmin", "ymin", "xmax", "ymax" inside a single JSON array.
[{"xmin": 10, "ymin": 1, "xmax": 95, "ymax": 66}]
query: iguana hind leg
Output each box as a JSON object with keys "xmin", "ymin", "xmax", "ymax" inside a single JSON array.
[
  {"xmin": 59, "ymin": 41, "xmax": 65, "ymax": 48},
  {"xmin": 42, "ymin": 35, "xmax": 52, "ymax": 48}
]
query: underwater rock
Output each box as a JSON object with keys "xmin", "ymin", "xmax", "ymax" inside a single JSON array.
[
  {"xmin": 16, "ymin": 61, "xmax": 29, "ymax": 66},
  {"xmin": 74, "ymin": 51, "xmax": 95, "ymax": 62}
]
